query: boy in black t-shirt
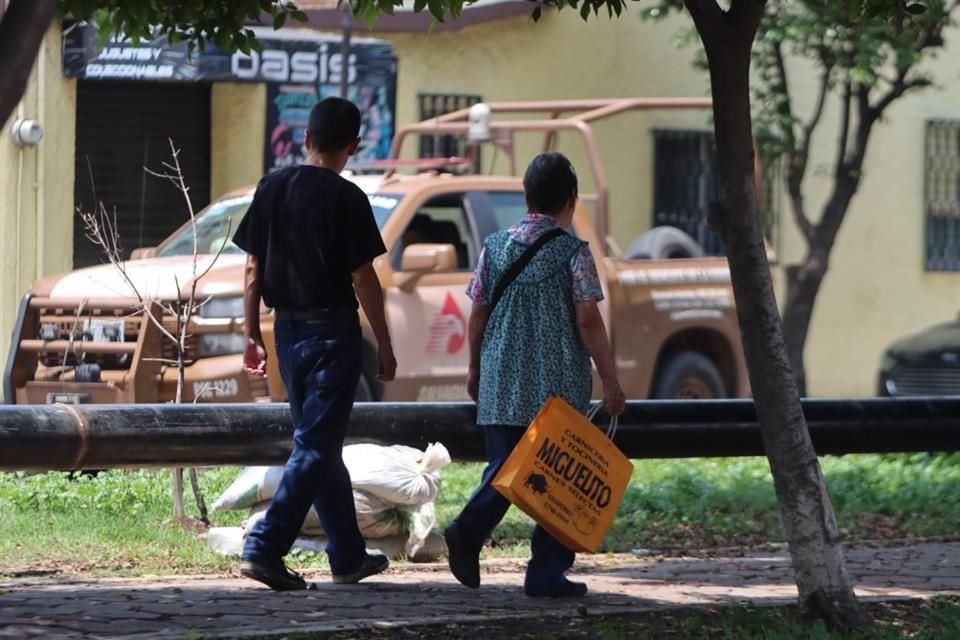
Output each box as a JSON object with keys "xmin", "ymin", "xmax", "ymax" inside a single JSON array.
[{"xmin": 232, "ymin": 97, "xmax": 397, "ymax": 591}]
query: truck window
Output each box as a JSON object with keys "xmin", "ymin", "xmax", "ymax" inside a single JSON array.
[
  {"xmin": 487, "ymin": 191, "xmax": 527, "ymax": 231},
  {"xmin": 395, "ymin": 193, "xmax": 477, "ymax": 271},
  {"xmin": 157, "ymin": 196, "xmax": 251, "ymax": 257},
  {"xmin": 483, "ymin": 190, "xmax": 580, "ymax": 240},
  {"xmin": 157, "ymin": 192, "xmax": 400, "ymax": 257}
]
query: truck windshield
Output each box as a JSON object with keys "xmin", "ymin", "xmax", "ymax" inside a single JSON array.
[{"xmin": 156, "ymin": 192, "xmax": 402, "ymax": 257}]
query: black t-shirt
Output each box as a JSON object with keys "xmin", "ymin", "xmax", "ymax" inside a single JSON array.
[{"xmin": 232, "ymin": 165, "xmax": 386, "ymax": 311}]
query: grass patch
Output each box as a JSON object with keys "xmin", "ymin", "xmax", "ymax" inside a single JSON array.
[{"xmin": 1, "ymin": 453, "xmax": 958, "ymax": 575}]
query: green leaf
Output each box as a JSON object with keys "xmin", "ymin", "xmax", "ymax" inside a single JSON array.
[
  {"xmin": 532, "ymin": 5, "xmax": 542, "ymax": 20},
  {"xmin": 291, "ymin": 10, "xmax": 309, "ymax": 22},
  {"xmin": 905, "ymin": 3, "xmax": 927, "ymax": 14},
  {"xmin": 427, "ymin": 0, "xmax": 446, "ymax": 22},
  {"xmin": 273, "ymin": 12, "xmax": 287, "ymax": 29},
  {"xmin": 414, "ymin": 0, "xmax": 428, "ymax": 12}
]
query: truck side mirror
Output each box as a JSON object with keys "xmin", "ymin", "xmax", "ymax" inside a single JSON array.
[
  {"xmin": 130, "ymin": 247, "xmax": 158, "ymax": 260},
  {"xmin": 401, "ymin": 243, "xmax": 457, "ymax": 273},
  {"xmin": 397, "ymin": 244, "xmax": 457, "ymax": 292}
]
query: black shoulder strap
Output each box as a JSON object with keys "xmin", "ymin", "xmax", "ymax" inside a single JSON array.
[{"xmin": 488, "ymin": 228, "xmax": 566, "ymax": 313}]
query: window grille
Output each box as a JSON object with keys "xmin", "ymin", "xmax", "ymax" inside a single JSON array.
[
  {"xmin": 653, "ymin": 129, "xmax": 779, "ymax": 257},
  {"xmin": 417, "ymin": 93, "xmax": 482, "ymax": 169},
  {"xmin": 925, "ymin": 120, "xmax": 960, "ymax": 271}
]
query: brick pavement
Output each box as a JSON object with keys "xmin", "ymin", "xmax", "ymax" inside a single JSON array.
[{"xmin": 2, "ymin": 542, "xmax": 959, "ymax": 639}]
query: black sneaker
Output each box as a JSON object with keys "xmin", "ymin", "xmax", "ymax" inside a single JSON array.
[
  {"xmin": 444, "ymin": 521, "xmax": 480, "ymax": 589},
  {"xmin": 240, "ymin": 557, "xmax": 307, "ymax": 591},
  {"xmin": 332, "ymin": 553, "xmax": 390, "ymax": 584}
]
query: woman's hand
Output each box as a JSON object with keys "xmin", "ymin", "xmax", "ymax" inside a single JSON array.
[{"xmin": 603, "ymin": 379, "xmax": 626, "ymax": 416}]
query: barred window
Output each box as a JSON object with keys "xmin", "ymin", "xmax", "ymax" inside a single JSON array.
[
  {"xmin": 417, "ymin": 93, "xmax": 482, "ymax": 168},
  {"xmin": 653, "ymin": 129, "xmax": 724, "ymax": 256},
  {"xmin": 925, "ymin": 120, "xmax": 960, "ymax": 271},
  {"xmin": 652, "ymin": 129, "xmax": 778, "ymax": 258}
]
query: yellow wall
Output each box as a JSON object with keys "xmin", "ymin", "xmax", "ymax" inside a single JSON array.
[
  {"xmin": 0, "ymin": 26, "xmax": 76, "ymax": 398},
  {"xmin": 773, "ymin": 28, "xmax": 960, "ymax": 396},
  {"xmin": 377, "ymin": 10, "xmax": 712, "ymax": 246},
  {"xmin": 7, "ymin": 14, "xmax": 954, "ymax": 400},
  {"xmin": 210, "ymin": 83, "xmax": 267, "ymax": 199}
]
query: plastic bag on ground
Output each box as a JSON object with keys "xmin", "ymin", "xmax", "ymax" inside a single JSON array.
[
  {"xmin": 207, "ymin": 527, "xmax": 448, "ymax": 562},
  {"xmin": 243, "ymin": 490, "xmax": 409, "ymax": 540},
  {"xmin": 341, "ymin": 442, "xmax": 451, "ymax": 506},
  {"xmin": 211, "ymin": 466, "xmax": 283, "ymax": 512},
  {"xmin": 213, "ymin": 442, "xmax": 452, "ymax": 511}
]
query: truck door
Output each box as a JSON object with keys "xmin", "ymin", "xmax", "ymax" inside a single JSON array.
[{"xmin": 382, "ymin": 192, "xmax": 481, "ymax": 401}]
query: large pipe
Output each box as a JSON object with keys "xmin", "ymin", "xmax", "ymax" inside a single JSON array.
[{"xmin": 1, "ymin": 398, "xmax": 959, "ymax": 471}]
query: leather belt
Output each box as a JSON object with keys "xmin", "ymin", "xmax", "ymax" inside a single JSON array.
[{"xmin": 274, "ymin": 308, "xmax": 358, "ymax": 324}]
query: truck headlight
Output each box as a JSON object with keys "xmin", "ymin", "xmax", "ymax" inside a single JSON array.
[
  {"xmin": 200, "ymin": 296, "xmax": 244, "ymax": 319},
  {"xmin": 198, "ymin": 333, "xmax": 246, "ymax": 357}
]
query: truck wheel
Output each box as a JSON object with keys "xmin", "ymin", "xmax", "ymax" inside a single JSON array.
[
  {"xmin": 653, "ymin": 351, "xmax": 726, "ymax": 399},
  {"xmin": 627, "ymin": 226, "xmax": 704, "ymax": 260},
  {"xmin": 354, "ymin": 374, "xmax": 374, "ymax": 402}
]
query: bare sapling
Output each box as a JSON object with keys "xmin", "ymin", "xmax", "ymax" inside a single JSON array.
[{"xmin": 79, "ymin": 139, "xmax": 231, "ymax": 531}]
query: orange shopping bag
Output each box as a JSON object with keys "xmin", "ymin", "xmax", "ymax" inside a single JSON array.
[{"xmin": 491, "ymin": 396, "xmax": 631, "ymax": 552}]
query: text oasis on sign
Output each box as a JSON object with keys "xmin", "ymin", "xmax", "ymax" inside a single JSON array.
[{"xmin": 231, "ymin": 44, "xmax": 357, "ymax": 84}]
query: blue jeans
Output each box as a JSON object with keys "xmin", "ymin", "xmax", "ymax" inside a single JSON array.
[
  {"xmin": 242, "ymin": 319, "xmax": 366, "ymax": 575},
  {"xmin": 453, "ymin": 426, "xmax": 575, "ymax": 586}
]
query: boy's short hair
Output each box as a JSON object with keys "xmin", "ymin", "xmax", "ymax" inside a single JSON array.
[
  {"xmin": 308, "ymin": 97, "xmax": 362, "ymax": 152},
  {"xmin": 523, "ymin": 152, "xmax": 578, "ymax": 215}
]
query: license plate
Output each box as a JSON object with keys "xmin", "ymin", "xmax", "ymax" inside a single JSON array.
[{"xmin": 46, "ymin": 392, "xmax": 91, "ymax": 404}]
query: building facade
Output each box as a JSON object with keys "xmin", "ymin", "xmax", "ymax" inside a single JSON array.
[{"xmin": 2, "ymin": 4, "xmax": 959, "ymax": 398}]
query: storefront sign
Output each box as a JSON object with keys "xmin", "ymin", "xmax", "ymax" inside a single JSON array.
[{"xmin": 63, "ymin": 23, "xmax": 398, "ymax": 170}]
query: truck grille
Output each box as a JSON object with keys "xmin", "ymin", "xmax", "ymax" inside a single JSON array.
[
  {"xmin": 36, "ymin": 304, "xmax": 197, "ymax": 369},
  {"xmin": 889, "ymin": 365, "xmax": 960, "ymax": 396}
]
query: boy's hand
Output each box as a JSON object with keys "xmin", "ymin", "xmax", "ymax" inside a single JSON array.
[
  {"xmin": 377, "ymin": 343, "xmax": 397, "ymax": 382},
  {"xmin": 603, "ymin": 379, "xmax": 626, "ymax": 416},
  {"xmin": 467, "ymin": 366, "xmax": 480, "ymax": 403},
  {"xmin": 244, "ymin": 338, "xmax": 267, "ymax": 377}
]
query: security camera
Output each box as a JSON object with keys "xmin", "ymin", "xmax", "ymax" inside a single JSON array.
[
  {"xmin": 10, "ymin": 119, "xmax": 43, "ymax": 147},
  {"xmin": 467, "ymin": 103, "xmax": 492, "ymax": 144}
]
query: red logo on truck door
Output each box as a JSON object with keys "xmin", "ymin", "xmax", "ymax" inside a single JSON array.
[{"xmin": 427, "ymin": 293, "xmax": 466, "ymax": 354}]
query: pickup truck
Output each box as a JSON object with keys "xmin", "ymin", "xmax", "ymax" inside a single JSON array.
[{"xmin": 4, "ymin": 98, "xmax": 749, "ymax": 405}]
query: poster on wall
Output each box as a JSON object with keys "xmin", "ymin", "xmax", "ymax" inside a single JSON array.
[{"xmin": 264, "ymin": 40, "xmax": 397, "ymax": 173}]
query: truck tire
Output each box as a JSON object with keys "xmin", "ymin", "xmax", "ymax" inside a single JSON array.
[
  {"xmin": 653, "ymin": 351, "xmax": 726, "ymax": 399},
  {"xmin": 627, "ymin": 226, "xmax": 704, "ymax": 260}
]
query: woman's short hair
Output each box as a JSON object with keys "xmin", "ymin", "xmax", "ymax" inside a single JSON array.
[{"xmin": 523, "ymin": 152, "xmax": 578, "ymax": 215}]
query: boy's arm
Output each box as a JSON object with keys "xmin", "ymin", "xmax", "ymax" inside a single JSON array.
[
  {"xmin": 352, "ymin": 262, "xmax": 396, "ymax": 382},
  {"xmin": 243, "ymin": 254, "xmax": 267, "ymax": 377},
  {"xmin": 466, "ymin": 303, "xmax": 490, "ymax": 403}
]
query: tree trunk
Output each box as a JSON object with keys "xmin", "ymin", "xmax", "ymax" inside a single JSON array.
[
  {"xmin": 685, "ymin": 0, "xmax": 871, "ymax": 629},
  {"xmin": 0, "ymin": 0, "xmax": 56, "ymax": 129},
  {"xmin": 781, "ymin": 174, "xmax": 862, "ymax": 395},
  {"xmin": 781, "ymin": 258, "xmax": 825, "ymax": 397}
]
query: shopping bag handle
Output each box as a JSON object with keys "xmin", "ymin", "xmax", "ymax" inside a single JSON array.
[
  {"xmin": 586, "ymin": 403, "xmax": 619, "ymax": 441},
  {"xmin": 606, "ymin": 415, "xmax": 619, "ymax": 440}
]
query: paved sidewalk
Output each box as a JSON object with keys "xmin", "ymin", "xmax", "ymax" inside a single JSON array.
[{"xmin": 2, "ymin": 542, "xmax": 959, "ymax": 639}]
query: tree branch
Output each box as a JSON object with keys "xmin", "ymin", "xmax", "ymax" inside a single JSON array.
[
  {"xmin": 728, "ymin": 0, "xmax": 767, "ymax": 46},
  {"xmin": 833, "ymin": 77, "xmax": 853, "ymax": 181},
  {"xmin": 682, "ymin": 0, "xmax": 727, "ymax": 50},
  {"xmin": 0, "ymin": 0, "xmax": 56, "ymax": 128}
]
